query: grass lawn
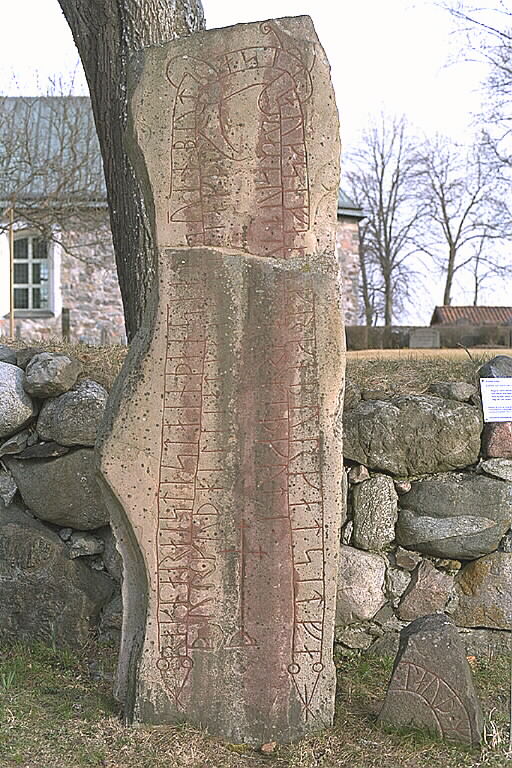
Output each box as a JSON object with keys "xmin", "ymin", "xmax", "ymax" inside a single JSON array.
[{"xmin": 0, "ymin": 642, "xmax": 509, "ymax": 768}]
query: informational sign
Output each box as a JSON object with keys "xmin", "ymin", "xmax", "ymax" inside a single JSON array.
[{"xmin": 480, "ymin": 378, "xmax": 512, "ymax": 422}]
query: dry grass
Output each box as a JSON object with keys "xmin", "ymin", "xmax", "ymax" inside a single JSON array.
[
  {"xmin": 345, "ymin": 348, "xmax": 510, "ymax": 396},
  {"xmin": 0, "ymin": 337, "xmax": 126, "ymax": 391},
  {"xmin": 0, "ymin": 643, "xmax": 510, "ymax": 768}
]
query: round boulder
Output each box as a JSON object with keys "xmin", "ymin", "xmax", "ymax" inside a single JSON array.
[
  {"xmin": 397, "ymin": 472, "xmax": 512, "ymax": 559},
  {"xmin": 336, "ymin": 545, "xmax": 387, "ymax": 625},
  {"xmin": 453, "ymin": 552, "xmax": 512, "ymax": 630},
  {"xmin": 4, "ymin": 448, "xmax": 110, "ymax": 529},
  {"xmin": 24, "ymin": 352, "xmax": 81, "ymax": 398},
  {"xmin": 0, "ymin": 362, "xmax": 36, "ymax": 439},
  {"xmin": 36, "ymin": 379, "xmax": 108, "ymax": 447},
  {"xmin": 343, "ymin": 395, "xmax": 482, "ymax": 476},
  {"xmin": 0, "ymin": 502, "xmax": 114, "ymax": 648}
]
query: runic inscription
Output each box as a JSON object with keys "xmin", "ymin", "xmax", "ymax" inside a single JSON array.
[
  {"xmin": 389, "ymin": 661, "xmax": 473, "ymax": 743},
  {"xmin": 155, "ymin": 268, "xmax": 328, "ymax": 719},
  {"xmin": 99, "ymin": 16, "xmax": 343, "ymax": 745},
  {"xmin": 166, "ymin": 21, "xmax": 312, "ymax": 259}
]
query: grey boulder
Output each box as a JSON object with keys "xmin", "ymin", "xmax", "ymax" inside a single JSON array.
[
  {"xmin": 4, "ymin": 448, "xmax": 110, "ymax": 529},
  {"xmin": 478, "ymin": 458, "xmax": 512, "ymax": 481},
  {"xmin": 397, "ymin": 472, "xmax": 512, "ymax": 559},
  {"xmin": 428, "ymin": 381, "xmax": 477, "ymax": 402},
  {"xmin": 352, "ymin": 474, "xmax": 398, "ymax": 551},
  {"xmin": 0, "ymin": 502, "xmax": 114, "ymax": 648},
  {"xmin": 397, "ymin": 560, "xmax": 453, "ymax": 621},
  {"xmin": 378, "ymin": 614, "xmax": 483, "ymax": 746},
  {"xmin": 453, "ymin": 552, "xmax": 512, "ymax": 630},
  {"xmin": 37, "ymin": 379, "xmax": 108, "ymax": 447},
  {"xmin": 0, "ymin": 345, "xmax": 17, "ymax": 365},
  {"xmin": 0, "ymin": 362, "xmax": 36, "ymax": 439},
  {"xmin": 343, "ymin": 395, "xmax": 481, "ymax": 476},
  {"xmin": 478, "ymin": 355, "xmax": 512, "ymax": 379},
  {"xmin": 336, "ymin": 545, "xmax": 387, "ymax": 625},
  {"xmin": 24, "ymin": 352, "xmax": 81, "ymax": 398}
]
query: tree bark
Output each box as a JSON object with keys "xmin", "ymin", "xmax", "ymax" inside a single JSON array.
[{"xmin": 57, "ymin": 0, "xmax": 205, "ymax": 340}]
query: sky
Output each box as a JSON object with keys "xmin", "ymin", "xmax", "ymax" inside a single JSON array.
[{"xmin": 0, "ymin": 0, "xmax": 507, "ymax": 322}]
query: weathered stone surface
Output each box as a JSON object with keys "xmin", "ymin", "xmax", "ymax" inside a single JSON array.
[
  {"xmin": 0, "ymin": 429, "xmax": 30, "ymax": 457},
  {"xmin": 385, "ymin": 567, "xmax": 411, "ymax": 604},
  {"xmin": 394, "ymin": 546, "xmax": 421, "ymax": 571},
  {"xmin": 343, "ymin": 378, "xmax": 361, "ymax": 411},
  {"xmin": 5, "ymin": 448, "xmax": 109, "ymax": 529},
  {"xmin": 479, "ymin": 458, "xmax": 512, "ymax": 481},
  {"xmin": 98, "ymin": 526, "xmax": 123, "ymax": 582},
  {"xmin": 478, "ymin": 355, "xmax": 512, "ymax": 379},
  {"xmin": 343, "ymin": 395, "xmax": 481, "ymax": 476},
  {"xmin": 352, "ymin": 474, "xmax": 398, "ymax": 551},
  {"xmin": 0, "ymin": 362, "xmax": 36, "ymax": 439},
  {"xmin": 336, "ymin": 546, "xmax": 386, "ymax": 625},
  {"xmin": 394, "ymin": 479, "xmax": 411, "ymax": 495},
  {"xmin": 481, "ymin": 422, "xmax": 512, "ymax": 459},
  {"xmin": 335, "ymin": 625, "xmax": 374, "ymax": 650},
  {"xmin": 428, "ymin": 381, "xmax": 477, "ymax": 402},
  {"xmin": 14, "ymin": 441, "xmax": 70, "ymax": 460},
  {"xmin": 347, "ymin": 463, "xmax": 369, "ymax": 484},
  {"xmin": 24, "ymin": 352, "xmax": 81, "ymax": 398},
  {"xmin": 0, "ymin": 502, "xmax": 114, "ymax": 648},
  {"xmin": 0, "ymin": 468, "xmax": 16, "ymax": 505},
  {"xmin": 397, "ymin": 473, "xmax": 512, "ymax": 559},
  {"xmin": 0, "ymin": 345, "xmax": 17, "ymax": 365},
  {"xmin": 397, "ymin": 561, "xmax": 453, "ymax": 621},
  {"xmin": 100, "ymin": 593, "xmax": 123, "ymax": 640},
  {"xmin": 458, "ymin": 628, "xmax": 512, "ymax": 657},
  {"xmin": 453, "ymin": 552, "xmax": 512, "ymax": 630},
  {"xmin": 69, "ymin": 532, "xmax": 105, "ymax": 559},
  {"xmin": 16, "ymin": 347, "xmax": 44, "ymax": 370},
  {"xmin": 378, "ymin": 614, "xmax": 483, "ymax": 746},
  {"xmin": 98, "ymin": 17, "xmax": 343, "ymax": 744},
  {"xmin": 500, "ymin": 530, "xmax": 512, "ymax": 552},
  {"xmin": 361, "ymin": 389, "xmax": 389, "ymax": 401},
  {"xmin": 37, "ymin": 379, "xmax": 108, "ymax": 447}
]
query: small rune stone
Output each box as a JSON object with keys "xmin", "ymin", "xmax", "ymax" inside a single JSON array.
[
  {"xmin": 24, "ymin": 353, "xmax": 81, "ymax": 398},
  {"xmin": 378, "ymin": 614, "xmax": 483, "ymax": 746}
]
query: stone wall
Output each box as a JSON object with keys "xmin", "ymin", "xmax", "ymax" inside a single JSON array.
[
  {"xmin": 338, "ymin": 364, "xmax": 512, "ymax": 658},
  {"xmin": 1, "ymin": 345, "xmax": 510, "ymax": 661},
  {"xmin": 336, "ymin": 216, "xmax": 360, "ymax": 325}
]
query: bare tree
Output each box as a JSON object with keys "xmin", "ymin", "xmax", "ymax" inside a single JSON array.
[
  {"xmin": 413, "ymin": 135, "xmax": 512, "ymax": 305},
  {"xmin": 56, "ymin": 0, "xmax": 205, "ymax": 340},
  {"xmin": 344, "ymin": 115, "xmax": 423, "ymax": 326},
  {"xmin": 0, "ymin": 88, "xmax": 110, "ymax": 262}
]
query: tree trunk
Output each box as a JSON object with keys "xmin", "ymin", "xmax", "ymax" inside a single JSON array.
[
  {"xmin": 383, "ymin": 272, "xmax": 393, "ymax": 327},
  {"xmin": 57, "ymin": 0, "xmax": 205, "ymax": 340},
  {"xmin": 443, "ymin": 244, "xmax": 457, "ymax": 306}
]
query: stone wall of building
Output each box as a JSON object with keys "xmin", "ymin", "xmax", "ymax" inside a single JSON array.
[
  {"xmin": 336, "ymin": 217, "xmax": 360, "ymax": 325},
  {"xmin": 0, "ymin": 212, "xmax": 126, "ymax": 345}
]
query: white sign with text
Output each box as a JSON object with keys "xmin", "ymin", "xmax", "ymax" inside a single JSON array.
[{"xmin": 480, "ymin": 378, "xmax": 512, "ymax": 422}]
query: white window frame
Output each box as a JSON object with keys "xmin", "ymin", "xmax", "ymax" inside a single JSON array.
[{"xmin": 12, "ymin": 233, "xmax": 52, "ymax": 313}]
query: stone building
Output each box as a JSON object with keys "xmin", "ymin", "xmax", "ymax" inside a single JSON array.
[
  {"xmin": 0, "ymin": 96, "xmax": 125, "ymax": 344},
  {"xmin": 336, "ymin": 190, "xmax": 364, "ymax": 325},
  {"xmin": 0, "ymin": 97, "xmax": 362, "ymax": 342}
]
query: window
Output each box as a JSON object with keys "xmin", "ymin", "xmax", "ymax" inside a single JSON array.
[{"xmin": 13, "ymin": 235, "xmax": 50, "ymax": 311}]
